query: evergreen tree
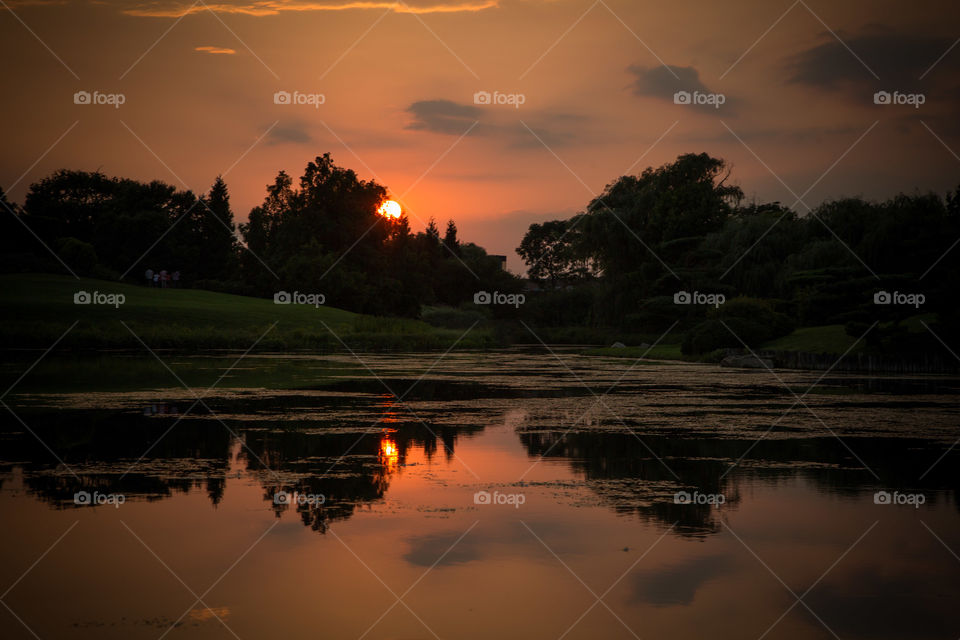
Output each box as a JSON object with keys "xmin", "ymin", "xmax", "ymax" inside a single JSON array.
[
  {"xmin": 426, "ymin": 218, "xmax": 440, "ymax": 245},
  {"xmin": 197, "ymin": 176, "xmax": 237, "ymax": 280},
  {"xmin": 443, "ymin": 219, "xmax": 460, "ymax": 255}
]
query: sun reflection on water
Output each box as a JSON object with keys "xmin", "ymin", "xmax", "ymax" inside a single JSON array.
[{"xmin": 379, "ymin": 432, "xmax": 399, "ymax": 472}]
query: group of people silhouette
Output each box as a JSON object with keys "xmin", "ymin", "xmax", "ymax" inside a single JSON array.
[{"xmin": 144, "ymin": 268, "xmax": 181, "ymax": 288}]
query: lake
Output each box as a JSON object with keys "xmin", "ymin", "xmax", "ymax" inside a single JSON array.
[{"xmin": 1, "ymin": 350, "xmax": 958, "ymax": 639}]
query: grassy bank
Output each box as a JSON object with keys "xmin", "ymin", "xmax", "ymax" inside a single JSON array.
[
  {"xmin": 581, "ymin": 325, "xmax": 860, "ymax": 362},
  {"xmin": 582, "ymin": 316, "xmax": 940, "ymax": 366},
  {"xmin": 760, "ymin": 324, "xmax": 856, "ymax": 354},
  {"xmin": 0, "ymin": 273, "xmax": 494, "ymax": 351},
  {"xmin": 580, "ymin": 343, "xmax": 686, "ymax": 361}
]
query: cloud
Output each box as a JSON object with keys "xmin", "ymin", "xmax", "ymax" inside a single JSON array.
[
  {"xmin": 195, "ymin": 46, "xmax": 236, "ymax": 54},
  {"xmin": 630, "ymin": 554, "xmax": 730, "ymax": 606},
  {"xmin": 786, "ymin": 31, "xmax": 957, "ymax": 93},
  {"xmin": 509, "ymin": 111, "xmax": 583, "ymax": 149},
  {"xmin": 629, "ymin": 64, "xmax": 710, "ymax": 98},
  {"xmin": 406, "ymin": 99, "xmax": 482, "ymax": 136},
  {"xmin": 628, "ymin": 64, "xmax": 732, "ymax": 112},
  {"xmin": 405, "ymin": 98, "xmax": 582, "ymax": 148},
  {"xmin": 403, "ymin": 531, "xmax": 481, "ymax": 567},
  {"xmin": 122, "ymin": 0, "xmax": 497, "ymax": 18},
  {"xmin": 265, "ymin": 123, "xmax": 313, "ymax": 145}
]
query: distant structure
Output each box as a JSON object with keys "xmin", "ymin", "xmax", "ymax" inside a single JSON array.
[{"xmin": 490, "ymin": 255, "xmax": 507, "ymax": 270}]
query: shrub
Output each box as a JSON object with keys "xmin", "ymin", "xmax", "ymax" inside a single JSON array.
[{"xmin": 682, "ymin": 297, "xmax": 794, "ymax": 354}]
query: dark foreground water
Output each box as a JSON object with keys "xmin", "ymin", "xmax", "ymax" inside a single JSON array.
[{"xmin": 1, "ymin": 350, "xmax": 959, "ymax": 639}]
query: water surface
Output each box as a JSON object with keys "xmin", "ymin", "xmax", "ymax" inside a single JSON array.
[{"xmin": 1, "ymin": 351, "xmax": 958, "ymax": 639}]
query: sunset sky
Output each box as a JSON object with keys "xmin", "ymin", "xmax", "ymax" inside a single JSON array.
[{"xmin": 2, "ymin": 0, "xmax": 958, "ymax": 271}]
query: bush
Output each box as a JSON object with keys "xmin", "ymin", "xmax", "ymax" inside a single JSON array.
[
  {"xmin": 523, "ymin": 287, "xmax": 597, "ymax": 326},
  {"xmin": 681, "ymin": 297, "xmax": 794, "ymax": 355},
  {"xmin": 55, "ymin": 237, "xmax": 98, "ymax": 274},
  {"xmin": 421, "ymin": 306, "xmax": 486, "ymax": 329}
]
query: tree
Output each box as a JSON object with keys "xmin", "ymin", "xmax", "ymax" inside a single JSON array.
[
  {"xmin": 578, "ymin": 153, "xmax": 743, "ymax": 278},
  {"xmin": 19, "ymin": 169, "xmax": 199, "ymax": 279},
  {"xmin": 393, "ymin": 214, "xmax": 412, "ymax": 244},
  {"xmin": 425, "ymin": 218, "xmax": 440, "ymax": 245},
  {"xmin": 443, "ymin": 220, "xmax": 460, "ymax": 255},
  {"xmin": 195, "ymin": 176, "xmax": 237, "ymax": 281},
  {"xmin": 238, "ymin": 154, "xmax": 416, "ymax": 313},
  {"xmin": 0, "ymin": 185, "xmax": 27, "ymax": 257},
  {"xmin": 517, "ymin": 218, "xmax": 592, "ymax": 287}
]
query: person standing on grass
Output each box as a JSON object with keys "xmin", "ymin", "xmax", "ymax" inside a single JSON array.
[
  {"xmin": 160, "ymin": 269, "xmax": 168, "ymax": 288},
  {"xmin": 145, "ymin": 268, "xmax": 154, "ymax": 287},
  {"xmin": 172, "ymin": 270, "xmax": 180, "ymax": 288},
  {"xmin": 153, "ymin": 272, "xmax": 159, "ymax": 287}
]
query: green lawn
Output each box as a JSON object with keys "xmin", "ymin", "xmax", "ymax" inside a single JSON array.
[
  {"xmin": 760, "ymin": 314, "xmax": 937, "ymax": 355},
  {"xmin": 759, "ymin": 325, "xmax": 857, "ymax": 355},
  {"xmin": 0, "ymin": 273, "xmax": 492, "ymax": 351},
  {"xmin": 582, "ymin": 328, "xmax": 857, "ymax": 362}
]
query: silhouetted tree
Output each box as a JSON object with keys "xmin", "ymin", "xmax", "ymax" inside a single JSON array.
[
  {"xmin": 195, "ymin": 176, "xmax": 238, "ymax": 281},
  {"xmin": 517, "ymin": 218, "xmax": 592, "ymax": 288},
  {"xmin": 443, "ymin": 219, "xmax": 460, "ymax": 255}
]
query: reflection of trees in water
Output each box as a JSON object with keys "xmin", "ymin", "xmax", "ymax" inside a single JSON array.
[
  {"xmin": 0, "ymin": 404, "xmax": 484, "ymax": 532},
  {"xmin": 519, "ymin": 429, "xmax": 960, "ymax": 535},
  {"xmin": 1, "ymin": 408, "xmax": 232, "ymax": 508},
  {"xmin": 7, "ymin": 398, "xmax": 957, "ymax": 537},
  {"xmin": 242, "ymin": 416, "xmax": 479, "ymax": 532}
]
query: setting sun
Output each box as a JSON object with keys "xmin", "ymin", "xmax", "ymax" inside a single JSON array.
[{"xmin": 377, "ymin": 200, "xmax": 401, "ymax": 219}]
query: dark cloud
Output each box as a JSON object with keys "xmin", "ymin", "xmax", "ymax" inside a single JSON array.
[
  {"xmin": 403, "ymin": 531, "xmax": 481, "ymax": 567},
  {"xmin": 786, "ymin": 32, "xmax": 956, "ymax": 93},
  {"xmin": 629, "ymin": 64, "xmax": 711, "ymax": 99},
  {"xmin": 266, "ymin": 123, "xmax": 312, "ymax": 145},
  {"xmin": 405, "ymin": 99, "xmax": 581, "ymax": 148},
  {"xmin": 406, "ymin": 99, "xmax": 482, "ymax": 136},
  {"xmin": 628, "ymin": 64, "xmax": 732, "ymax": 113},
  {"xmin": 630, "ymin": 554, "xmax": 730, "ymax": 606}
]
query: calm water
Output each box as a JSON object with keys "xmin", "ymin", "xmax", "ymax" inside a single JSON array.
[{"xmin": 1, "ymin": 351, "xmax": 959, "ymax": 639}]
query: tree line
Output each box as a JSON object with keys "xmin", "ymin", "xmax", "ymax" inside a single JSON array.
[
  {"xmin": 516, "ymin": 153, "xmax": 960, "ymax": 355},
  {"xmin": 4, "ymin": 150, "xmax": 959, "ymax": 356},
  {"xmin": 0, "ymin": 153, "xmax": 519, "ymax": 317}
]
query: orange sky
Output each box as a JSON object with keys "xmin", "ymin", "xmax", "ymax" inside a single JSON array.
[{"xmin": 2, "ymin": 0, "xmax": 959, "ymax": 270}]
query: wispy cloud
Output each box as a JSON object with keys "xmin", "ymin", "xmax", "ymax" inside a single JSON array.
[
  {"xmin": 195, "ymin": 45, "xmax": 236, "ymax": 54},
  {"xmin": 405, "ymin": 98, "xmax": 582, "ymax": 148},
  {"xmin": 122, "ymin": 0, "xmax": 497, "ymax": 18},
  {"xmin": 406, "ymin": 99, "xmax": 482, "ymax": 135}
]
